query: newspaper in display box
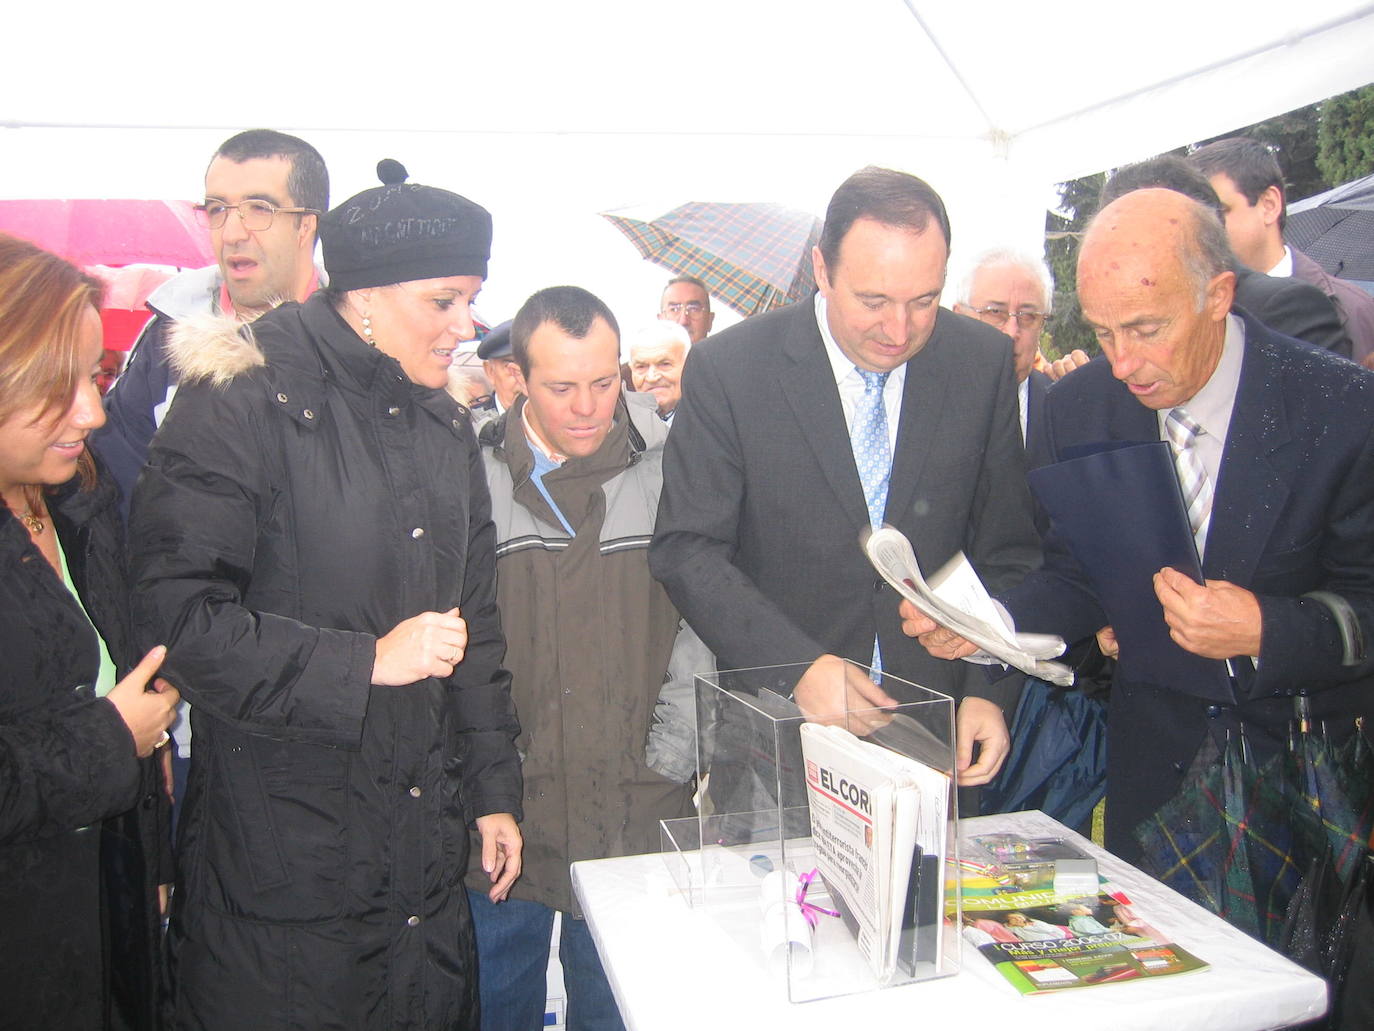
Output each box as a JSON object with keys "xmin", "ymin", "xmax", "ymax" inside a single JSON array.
[{"xmin": 659, "ymin": 662, "xmax": 961, "ymax": 1004}]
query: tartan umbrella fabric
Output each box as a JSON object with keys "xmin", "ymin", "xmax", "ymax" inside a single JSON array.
[
  {"xmin": 1136, "ymin": 722, "xmax": 1374, "ymax": 951},
  {"xmin": 1135, "ymin": 734, "xmax": 1303, "ymax": 944},
  {"xmin": 600, "ymin": 201, "xmax": 822, "ymax": 317}
]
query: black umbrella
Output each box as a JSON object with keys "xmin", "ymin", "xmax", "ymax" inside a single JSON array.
[{"xmin": 1286, "ymin": 173, "xmax": 1374, "ymax": 287}]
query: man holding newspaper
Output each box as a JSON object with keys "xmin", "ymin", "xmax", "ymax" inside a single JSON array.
[{"xmin": 652, "ymin": 166, "xmax": 1041, "ymax": 785}]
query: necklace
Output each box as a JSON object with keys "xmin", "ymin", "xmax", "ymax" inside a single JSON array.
[{"xmin": 17, "ymin": 509, "xmax": 44, "ymax": 534}]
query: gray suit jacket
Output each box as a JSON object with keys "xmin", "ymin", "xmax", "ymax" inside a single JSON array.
[{"xmin": 650, "ymin": 299, "xmax": 1040, "ymax": 708}]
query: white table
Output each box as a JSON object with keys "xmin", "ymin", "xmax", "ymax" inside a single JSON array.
[{"xmin": 572, "ymin": 809, "xmax": 1327, "ymax": 1031}]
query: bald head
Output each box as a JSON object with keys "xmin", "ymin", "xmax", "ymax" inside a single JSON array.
[{"xmin": 1077, "ymin": 189, "xmax": 1236, "ymax": 410}]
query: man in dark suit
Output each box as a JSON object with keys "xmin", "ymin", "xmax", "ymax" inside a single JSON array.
[
  {"xmin": 906, "ymin": 188, "xmax": 1374, "ymax": 859},
  {"xmin": 1192, "ymin": 138, "xmax": 1374, "ymax": 365},
  {"xmin": 650, "ymin": 166, "xmax": 1041, "ymax": 785},
  {"xmin": 1100, "ymin": 155, "xmax": 1351, "ymax": 357},
  {"xmin": 951, "ymin": 248, "xmax": 1054, "ymax": 445}
]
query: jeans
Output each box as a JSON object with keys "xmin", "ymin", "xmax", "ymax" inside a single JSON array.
[{"xmin": 467, "ymin": 890, "xmax": 624, "ymax": 1031}]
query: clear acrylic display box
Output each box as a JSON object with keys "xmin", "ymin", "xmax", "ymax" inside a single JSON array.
[{"xmin": 659, "ymin": 661, "xmax": 960, "ymax": 1004}]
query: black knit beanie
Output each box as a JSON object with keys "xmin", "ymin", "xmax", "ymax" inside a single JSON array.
[{"xmin": 321, "ymin": 159, "xmax": 492, "ymax": 290}]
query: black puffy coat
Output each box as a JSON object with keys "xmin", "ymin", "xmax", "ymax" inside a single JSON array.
[
  {"xmin": 129, "ymin": 295, "xmax": 522, "ymax": 1030},
  {"xmin": 0, "ymin": 471, "xmax": 171, "ymax": 1031}
]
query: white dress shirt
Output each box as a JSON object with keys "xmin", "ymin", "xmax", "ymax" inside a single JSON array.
[{"xmin": 814, "ymin": 294, "xmax": 905, "ymax": 452}]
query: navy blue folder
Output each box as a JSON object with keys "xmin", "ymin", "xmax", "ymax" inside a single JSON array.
[{"xmin": 1026, "ymin": 440, "xmax": 1235, "ymax": 704}]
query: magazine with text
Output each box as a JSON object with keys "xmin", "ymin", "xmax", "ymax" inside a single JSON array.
[{"xmin": 954, "ymin": 880, "xmax": 1208, "ymax": 994}]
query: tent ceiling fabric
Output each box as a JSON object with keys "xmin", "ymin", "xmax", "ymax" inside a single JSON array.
[
  {"xmin": 2, "ymin": 1, "xmax": 1372, "ymax": 323},
  {"xmin": 7, "ymin": 0, "xmax": 1372, "ymax": 184}
]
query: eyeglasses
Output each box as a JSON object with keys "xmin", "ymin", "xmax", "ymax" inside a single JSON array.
[
  {"xmin": 195, "ymin": 199, "xmax": 322, "ymax": 231},
  {"xmin": 970, "ymin": 305, "xmax": 1047, "ymax": 331},
  {"xmin": 662, "ymin": 302, "xmax": 707, "ymax": 318}
]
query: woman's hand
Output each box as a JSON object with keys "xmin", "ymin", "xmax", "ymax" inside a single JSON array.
[
  {"xmin": 475, "ymin": 813, "xmax": 523, "ymax": 902},
  {"xmin": 107, "ymin": 645, "xmax": 181, "ymax": 758},
  {"xmin": 372, "ymin": 608, "xmax": 469, "ymax": 686}
]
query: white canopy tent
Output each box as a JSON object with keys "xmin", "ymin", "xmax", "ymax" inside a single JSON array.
[{"xmin": 3, "ymin": 0, "xmax": 1372, "ymax": 328}]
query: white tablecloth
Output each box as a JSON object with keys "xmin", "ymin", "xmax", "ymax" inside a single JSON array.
[{"xmin": 571, "ymin": 809, "xmax": 1327, "ymax": 1030}]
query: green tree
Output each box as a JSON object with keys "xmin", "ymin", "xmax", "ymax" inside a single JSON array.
[
  {"xmin": 1042, "ymin": 82, "xmax": 1372, "ymax": 357},
  {"xmin": 1044, "ymin": 172, "xmax": 1105, "ymax": 360},
  {"xmin": 1195, "ymin": 102, "xmax": 1328, "ymax": 201},
  {"xmin": 1317, "ymin": 84, "xmax": 1374, "ymax": 184}
]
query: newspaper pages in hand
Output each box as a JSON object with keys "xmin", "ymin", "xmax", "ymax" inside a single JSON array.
[
  {"xmin": 799, "ymin": 722, "xmax": 950, "ymax": 982},
  {"xmin": 863, "ymin": 526, "xmax": 1074, "ymax": 686}
]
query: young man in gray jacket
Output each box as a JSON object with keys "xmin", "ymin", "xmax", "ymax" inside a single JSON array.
[{"xmin": 466, "ymin": 285, "xmax": 698, "ymax": 1031}]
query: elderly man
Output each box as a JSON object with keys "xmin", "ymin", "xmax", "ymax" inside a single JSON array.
[
  {"xmin": 468, "ymin": 286, "xmax": 693, "ymax": 1031},
  {"xmin": 658, "ymin": 274, "xmax": 715, "ymax": 343},
  {"xmin": 628, "ymin": 320, "xmax": 691, "ymax": 422},
  {"xmin": 477, "ymin": 319, "xmax": 523, "ymax": 415},
  {"xmin": 906, "ymin": 188, "xmax": 1374, "ymax": 861},
  {"xmin": 1101, "ymin": 155, "xmax": 1350, "ymax": 357},
  {"xmin": 652, "ymin": 166, "xmax": 1040, "ymax": 786},
  {"xmin": 1192, "ymin": 137, "xmax": 1374, "ymax": 365},
  {"xmin": 953, "ymin": 249, "xmax": 1053, "ymax": 444}
]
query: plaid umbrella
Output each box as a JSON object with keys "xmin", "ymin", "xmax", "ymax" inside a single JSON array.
[
  {"xmin": 1137, "ymin": 713, "xmax": 1374, "ymax": 952},
  {"xmin": 1135, "ymin": 734, "xmax": 1303, "ymax": 944},
  {"xmin": 600, "ymin": 201, "xmax": 821, "ymax": 317}
]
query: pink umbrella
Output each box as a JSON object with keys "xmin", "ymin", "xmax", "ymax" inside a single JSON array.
[
  {"xmin": 88, "ymin": 264, "xmax": 177, "ymax": 351},
  {"xmin": 0, "ymin": 199, "xmax": 214, "ymax": 269}
]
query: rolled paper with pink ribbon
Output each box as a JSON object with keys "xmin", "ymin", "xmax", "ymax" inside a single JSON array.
[{"xmin": 757, "ymin": 868, "xmax": 839, "ymax": 978}]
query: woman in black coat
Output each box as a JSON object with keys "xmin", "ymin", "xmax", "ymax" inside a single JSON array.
[
  {"xmin": 0, "ymin": 234, "xmax": 180, "ymax": 1029},
  {"xmin": 129, "ymin": 164, "xmax": 522, "ymax": 1029}
]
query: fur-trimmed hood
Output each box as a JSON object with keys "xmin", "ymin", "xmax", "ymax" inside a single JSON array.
[{"xmin": 165, "ymin": 312, "xmax": 267, "ymax": 388}]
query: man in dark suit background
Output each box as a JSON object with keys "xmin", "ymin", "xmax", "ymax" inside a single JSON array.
[
  {"xmin": 952, "ymin": 248, "xmax": 1054, "ymax": 445},
  {"xmin": 650, "ymin": 166, "xmax": 1041, "ymax": 786},
  {"xmin": 1192, "ymin": 138, "xmax": 1374, "ymax": 365},
  {"xmin": 1100, "ymin": 155, "xmax": 1352, "ymax": 358},
  {"xmin": 906, "ymin": 188, "xmax": 1374, "ymax": 858}
]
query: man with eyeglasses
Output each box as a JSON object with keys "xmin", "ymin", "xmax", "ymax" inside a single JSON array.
[
  {"xmin": 658, "ymin": 275, "xmax": 715, "ymax": 344},
  {"xmin": 96, "ymin": 129, "xmax": 329, "ymax": 517},
  {"xmin": 94, "ymin": 129, "xmax": 328, "ymax": 828},
  {"xmin": 953, "ymin": 250, "xmax": 1053, "ymax": 445}
]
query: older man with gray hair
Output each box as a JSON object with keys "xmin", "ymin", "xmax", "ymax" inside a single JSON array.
[
  {"xmin": 629, "ymin": 320, "xmax": 692, "ymax": 422},
  {"xmin": 953, "ymin": 248, "xmax": 1054, "ymax": 444}
]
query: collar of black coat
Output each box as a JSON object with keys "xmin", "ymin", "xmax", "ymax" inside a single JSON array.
[{"xmin": 165, "ymin": 293, "xmax": 471, "ymax": 440}]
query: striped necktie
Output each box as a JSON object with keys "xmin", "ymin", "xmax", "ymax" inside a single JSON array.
[{"xmin": 1165, "ymin": 406, "xmax": 1213, "ymax": 544}]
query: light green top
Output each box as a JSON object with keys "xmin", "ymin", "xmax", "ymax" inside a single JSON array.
[{"xmin": 55, "ymin": 533, "xmax": 117, "ymax": 697}]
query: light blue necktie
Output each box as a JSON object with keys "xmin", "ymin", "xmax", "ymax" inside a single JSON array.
[
  {"xmin": 851, "ymin": 368, "xmax": 891, "ymax": 676},
  {"xmin": 851, "ymin": 369, "xmax": 891, "ymax": 530}
]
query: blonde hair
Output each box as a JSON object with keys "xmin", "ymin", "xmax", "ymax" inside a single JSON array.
[{"xmin": 0, "ymin": 233, "xmax": 105, "ymax": 509}]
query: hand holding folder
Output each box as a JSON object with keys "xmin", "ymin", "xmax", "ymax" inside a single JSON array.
[{"xmin": 1025, "ymin": 440, "xmax": 1235, "ymax": 704}]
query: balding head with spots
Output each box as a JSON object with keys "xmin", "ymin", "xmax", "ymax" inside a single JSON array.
[{"xmin": 1076, "ymin": 188, "xmax": 1236, "ymax": 411}]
